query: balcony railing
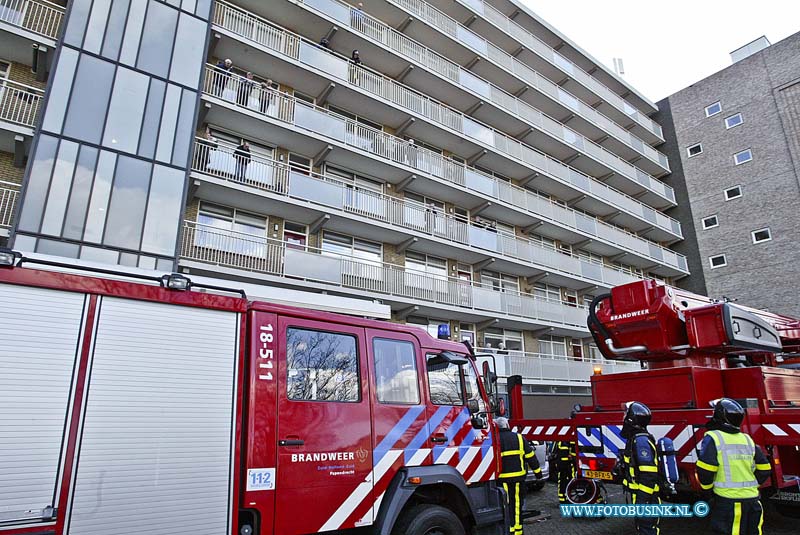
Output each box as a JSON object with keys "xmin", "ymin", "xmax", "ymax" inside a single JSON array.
[
  {"xmin": 0, "ymin": 0, "xmax": 64, "ymax": 40},
  {"xmin": 387, "ymin": 0, "xmax": 667, "ymax": 160},
  {"xmin": 190, "ymin": 138, "xmax": 641, "ymax": 288},
  {"xmin": 474, "ymin": 347, "xmax": 640, "ymax": 384},
  {"xmin": 200, "ymin": 66, "xmax": 688, "ymax": 273},
  {"xmin": 0, "ymin": 181, "xmax": 20, "ymax": 230},
  {"xmin": 180, "ymin": 221, "xmax": 591, "ymax": 330},
  {"xmin": 0, "ymin": 79, "xmax": 44, "ymax": 128},
  {"xmin": 211, "ymin": 4, "xmax": 680, "ymax": 239},
  {"xmin": 216, "ymin": 1, "xmax": 673, "ymax": 200},
  {"xmin": 451, "ymin": 0, "xmax": 664, "ymax": 141}
]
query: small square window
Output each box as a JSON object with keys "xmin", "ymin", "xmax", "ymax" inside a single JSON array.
[
  {"xmin": 701, "ymin": 215, "xmax": 718, "ymax": 229},
  {"xmin": 751, "ymin": 228, "xmax": 772, "ymax": 244},
  {"xmin": 725, "ymin": 113, "xmax": 743, "ymax": 129},
  {"xmin": 687, "ymin": 143, "xmax": 703, "ymax": 157},
  {"xmin": 705, "ymin": 102, "xmax": 722, "ymax": 117},
  {"xmin": 734, "ymin": 149, "xmax": 753, "ymax": 165},
  {"xmin": 724, "ymin": 186, "xmax": 742, "ymax": 200},
  {"xmin": 709, "ymin": 255, "xmax": 727, "ymax": 269}
]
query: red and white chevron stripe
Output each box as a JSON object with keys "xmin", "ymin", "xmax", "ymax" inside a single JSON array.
[{"xmin": 761, "ymin": 423, "xmax": 800, "ymax": 438}]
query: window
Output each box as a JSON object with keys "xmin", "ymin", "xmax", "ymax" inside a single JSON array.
[
  {"xmin": 725, "ymin": 113, "xmax": 743, "ymax": 129},
  {"xmin": 328, "ymin": 104, "xmax": 382, "ymax": 131},
  {"xmin": 687, "ymin": 143, "xmax": 703, "ymax": 157},
  {"xmin": 406, "ymin": 252, "xmax": 448, "ymax": 279},
  {"xmin": 563, "ymin": 288, "xmax": 578, "ymax": 307},
  {"xmin": 534, "ymin": 282, "xmax": 562, "ymax": 303},
  {"xmin": 734, "ymin": 149, "xmax": 752, "ymax": 165},
  {"xmin": 538, "ymin": 335, "xmax": 567, "ymax": 357},
  {"xmin": 294, "ymin": 91, "xmax": 315, "ymax": 104},
  {"xmin": 751, "ymin": 228, "xmax": 772, "ymax": 244},
  {"xmin": 289, "ymin": 153, "xmax": 311, "ymax": 173},
  {"xmin": 705, "ymin": 101, "xmax": 722, "ymax": 117},
  {"xmin": 196, "ymin": 203, "xmax": 267, "ymax": 257},
  {"xmin": 709, "ymin": 255, "xmax": 727, "ymax": 269},
  {"xmin": 427, "ymin": 354, "xmax": 464, "ymax": 405},
  {"xmin": 463, "ymin": 362, "xmax": 486, "ymax": 412},
  {"xmin": 459, "ymin": 323, "xmax": 475, "ymax": 345},
  {"xmin": 321, "ymin": 231, "xmax": 381, "ymax": 264},
  {"xmin": 284, "ymin": 222, "xmax": 307, "ymax": 250},
  {"xmin": 701, "ymin": 215, "xmax": 719, "ymax": 230},
  {"xmin": 373, "ymin": 338, "xmax": 419, "ymax": 404},
  {"xmin": 724, "ymin": 186, "xmax": 742, "ymax": 200},
  {"xmin": 483, "ymin": 328, "xmax": 523, "ymax": 352},
  {"xmin": 481, "ymin": 270, "xmax": 519, "ymax": 293},
  {"xmin": 286, "ymin": 328, "xmax": 360, "ymax": 402}
]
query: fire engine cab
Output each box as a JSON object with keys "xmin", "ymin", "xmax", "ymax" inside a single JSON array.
[
  {"xmin": 0, "ymin": 251, "xmax": 507, "ymax": 535},
  {"xmin": 510, "ymin": 279, "xmax": 800, "ymax": 516}
]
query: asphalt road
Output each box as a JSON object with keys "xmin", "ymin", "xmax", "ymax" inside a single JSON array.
[{"xmin": 520, "ymin": 481, "xmax": 796, "ymax": 534}]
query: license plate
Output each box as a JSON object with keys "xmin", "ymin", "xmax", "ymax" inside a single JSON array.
[{"xmin": 585, "ymin": 470, "xmax": 613, "ymax": 480}]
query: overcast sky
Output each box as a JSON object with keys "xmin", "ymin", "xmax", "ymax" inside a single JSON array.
[{"xmin": 520, "ymin": 1, "xmax": 800, "ymax": 102}]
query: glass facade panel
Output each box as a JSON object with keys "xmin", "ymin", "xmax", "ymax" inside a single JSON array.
[
  {"xmin": 63, "ymin": 146, "xmax": 99, "ymax": 240},
  {"xmin": 103, "ymin": 156, "xmax": 152, "ymax": 250},
  {"xmin": 102, "ymin": 0, "xmax": 131, "ymax": 61},
  {"xmin": 136, "ymin": 1, "xmax": 179, "ymax": 78},
  {"xmin": 119, "ymin": 0, "xmax": 148, "ymax": 66},
  {"xmin": 83, "ymin": 0, "xmax": 113, "ymax": 54},
  {"xmin": 138, "ymin": 79, "xmax": 167, "ymax": 159},
  {"xmin": 41, "ymin": 141, "xmax": 79, "ymax": 236},
  {"xmin": 63, "ymin": 54, "xmax": 115, "ymax": 145},
  {"xmin": 63, "ymin": 0, "xmax": 92, "ymax": 47},
  {"xmin": 171, "ymin": 89, "xmax": 197, "ymax": 167},
  {"xmin": 103, "ymin": 66, "xmax": 150, "ymax": 154},
  {"xmin": 17, "ymin": 136, "xmax": 59, "ymax": 233},
  {"xmin": 156, "ymin": 85, "xmax": 181, "ymax": 162},
  {"xmin": 170, "ymin": 13, "xmax": 207, "ymax": 87},
  {"xmin": 41, "ymin": 48, "xmax": 79, "ymax": 134},
  {"xmin": 141, "ymin": 165, "xmax": 184, "ymax": 255},
  {"xmin": 83, "ymin": 151, "xmax": 117, "ymax": 243}
]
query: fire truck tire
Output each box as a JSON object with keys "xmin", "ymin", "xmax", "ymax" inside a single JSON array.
[{"xmin": 391, "ymin": 504, "xmax": 466, "ymax": 535}]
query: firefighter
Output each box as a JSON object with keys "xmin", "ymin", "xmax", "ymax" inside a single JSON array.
[
  {"xmin": 620, "ymin": 401, "xmax": 661, "ymax": 535},
  {"xmin": 553, "ymin": 439, "xmax": 576, "ymax": 504},
  {"xmin": 496, "ymin": 417, "xmax": 541, "ymax": 535},
  {"xmin": 696, "ymin": 398, "xmax": 771, "ymax": 535}
]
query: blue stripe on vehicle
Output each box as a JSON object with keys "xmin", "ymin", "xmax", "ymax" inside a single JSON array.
[
  {"xmin": 606, "ymin": 425, "xmax": 625, "ymax": 443},
  {"xmin": 458, "ymin": 428, "xmax": 478, "ymax": 460},
  {"xmin": 404, "ymin": 406, "xmax": 450, "ymax": 464},
  {"xmin": 577, "ymin": 430, "xmax": 606, "ymax": 458},
  {"xmin": 374, "ymin": 405, "xmax": 425, "ymax": 466},
  {"xmin": 481, "ymin": 428, "xmax": 492, "ymax": 456},
  {"xmin": 433, "ymin": 408, "xmax": 470, "ymax": 462}
]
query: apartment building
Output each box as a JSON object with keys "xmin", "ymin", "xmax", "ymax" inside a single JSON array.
[
  {"xmin": 658, "ymin": 33, "xmax": 800, "ymax": 317},
  {"xmin": 1, "ymin": 0, "xmax": 684, "ymax": 412}
]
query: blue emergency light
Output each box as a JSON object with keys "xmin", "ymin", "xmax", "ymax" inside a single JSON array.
[{"xmin": 437, "ymin": 324, "xmax": 451, "ymax": 339}]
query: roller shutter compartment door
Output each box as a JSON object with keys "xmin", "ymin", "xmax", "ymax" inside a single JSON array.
[
  {"xmin": 0, "ymin": 284, "xmax": 87, "ymax": 524},
  {"xmin": 66, "ymin": 297, "xmax": 239, "ymax": 535}
]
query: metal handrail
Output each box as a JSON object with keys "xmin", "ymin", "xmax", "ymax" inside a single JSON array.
[
  {"xmin": 0, "ymin": 0, "xmax": 64, "ymax": 40},
  {"xmin": 215, "ymin": 0, "xmax": 673, "ymax": 200},
  {"xmin": 0, "ymin": 183, "xmax": 20, "ymax": 229},
  {"xmin": 0, "ymin": 79, "xmax": 44, "ymax": 128},
  {"xmin": 179, "ymin": 221, "xmax": 591, "ymax": 329},
  {"xmin": 190, "ymin": 138, "xmax": 642, "ymax": 287},
  {"xmin": 200, "ymin": 65, "xmax": 688, "ymax": 273}
]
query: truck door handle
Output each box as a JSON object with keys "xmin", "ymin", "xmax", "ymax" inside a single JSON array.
[
  {"xmin": 279, "ymin": 439, "xmax": 305, "ymax": 446},
  {"xmin": 431, "ymin": 435, "xmax": 447, "ymax": 443}
]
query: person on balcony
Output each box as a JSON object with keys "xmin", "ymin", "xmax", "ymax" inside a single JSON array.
[
  {"xmin": 350, "ymin": 50, "xmax": 362, "ymax": 66},
  {"xmin": 234, "ymin": 141, "xmax": 251, "ymax": 181},
  {"xmin": 214, "ymin": 58, "xmax": 233, "ymax": 97},
  {"xmin": 195, "ymin": 127, "xmax": 218, "ymax": 172},
  {"xmin": 260, "ymin": 79, "xmax": 274, "ymax": 115},
  {"xmin": 237, "ymin": 72, "xmax": 256, "ymax": 107}
]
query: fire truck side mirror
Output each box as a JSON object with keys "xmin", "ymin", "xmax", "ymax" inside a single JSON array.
[
  {"xmin": 467, "ymin": 398, "xmax": 481, "ymax": 415},
  {"xmin": 497, "ymin": 397, "xmax": 507, "ymax": 417}
]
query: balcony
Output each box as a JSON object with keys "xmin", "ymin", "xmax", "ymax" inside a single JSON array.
[
  {"xmin": 233, "ymin": 0, "xmax": 675, "ymax": 207},
  {"xmin": 0, "ymin": 79, "xmax": 43, "ymax": 129},
  {"xmin": 371, "ymin": 0, "xmax": 668, "ymax": 170},
  {"xmin": 475, "ymin": 347, "xmax": 640, "ymax": 386},
  {"xmin": 189, "ymin": 138, "xmax": 643, "ymax": 289},
  {"xmin": 0, "ymin": 181, "xmax": 19, "ymax": 236},
  {"xmin": 425, "ymin": 0, "xmax": 664, "ymax": 143},
  {"xmin": 210, "ymin": 4, "xmax": 681, "ymax": 240},
  {"xmin": 0, "ymin": 0, "xmax": 63, "ymax": 65},
  {"xmin": 179, "ymin": 221, "xmax": 591, "ymax": 335},
  {"xmin": 200, "ymin": 67, "xmax": 688, "ymax": 276}
]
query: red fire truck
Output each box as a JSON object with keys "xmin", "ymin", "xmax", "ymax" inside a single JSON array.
[
  {"xmin": 510, "ymin": 279, "xmax": 800, "ymax": 514},
  {"xmin": 0, "ymin": 252, "xmax": 508, "ymax": 535}
]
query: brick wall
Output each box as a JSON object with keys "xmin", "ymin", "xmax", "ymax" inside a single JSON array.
[{"xmin": 0, "ymin": 151, "xmax": 23, "ymax": 185}]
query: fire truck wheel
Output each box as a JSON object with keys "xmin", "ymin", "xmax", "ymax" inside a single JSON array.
[{"xmin": 391, "ymin": 504, "xmax": 465, "ymax": 535}]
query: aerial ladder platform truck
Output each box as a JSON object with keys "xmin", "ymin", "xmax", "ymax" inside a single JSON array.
[{"xmin": 509, "ymin": 279, "xmax": 800, "ymax": 515}]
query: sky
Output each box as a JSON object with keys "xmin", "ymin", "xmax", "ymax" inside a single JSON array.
[{"xmin": 520, "ymin": 1, "xmax": 800, "ymax": 102}]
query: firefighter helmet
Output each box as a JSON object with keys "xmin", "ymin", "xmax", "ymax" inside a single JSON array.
[
  {"xmin": 708, "ymin": 398, "xmax": 745, "ymax": 433},
  {"xmin": 621, "ymin": 401, "xmax": 651, "ymax": 439}
]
